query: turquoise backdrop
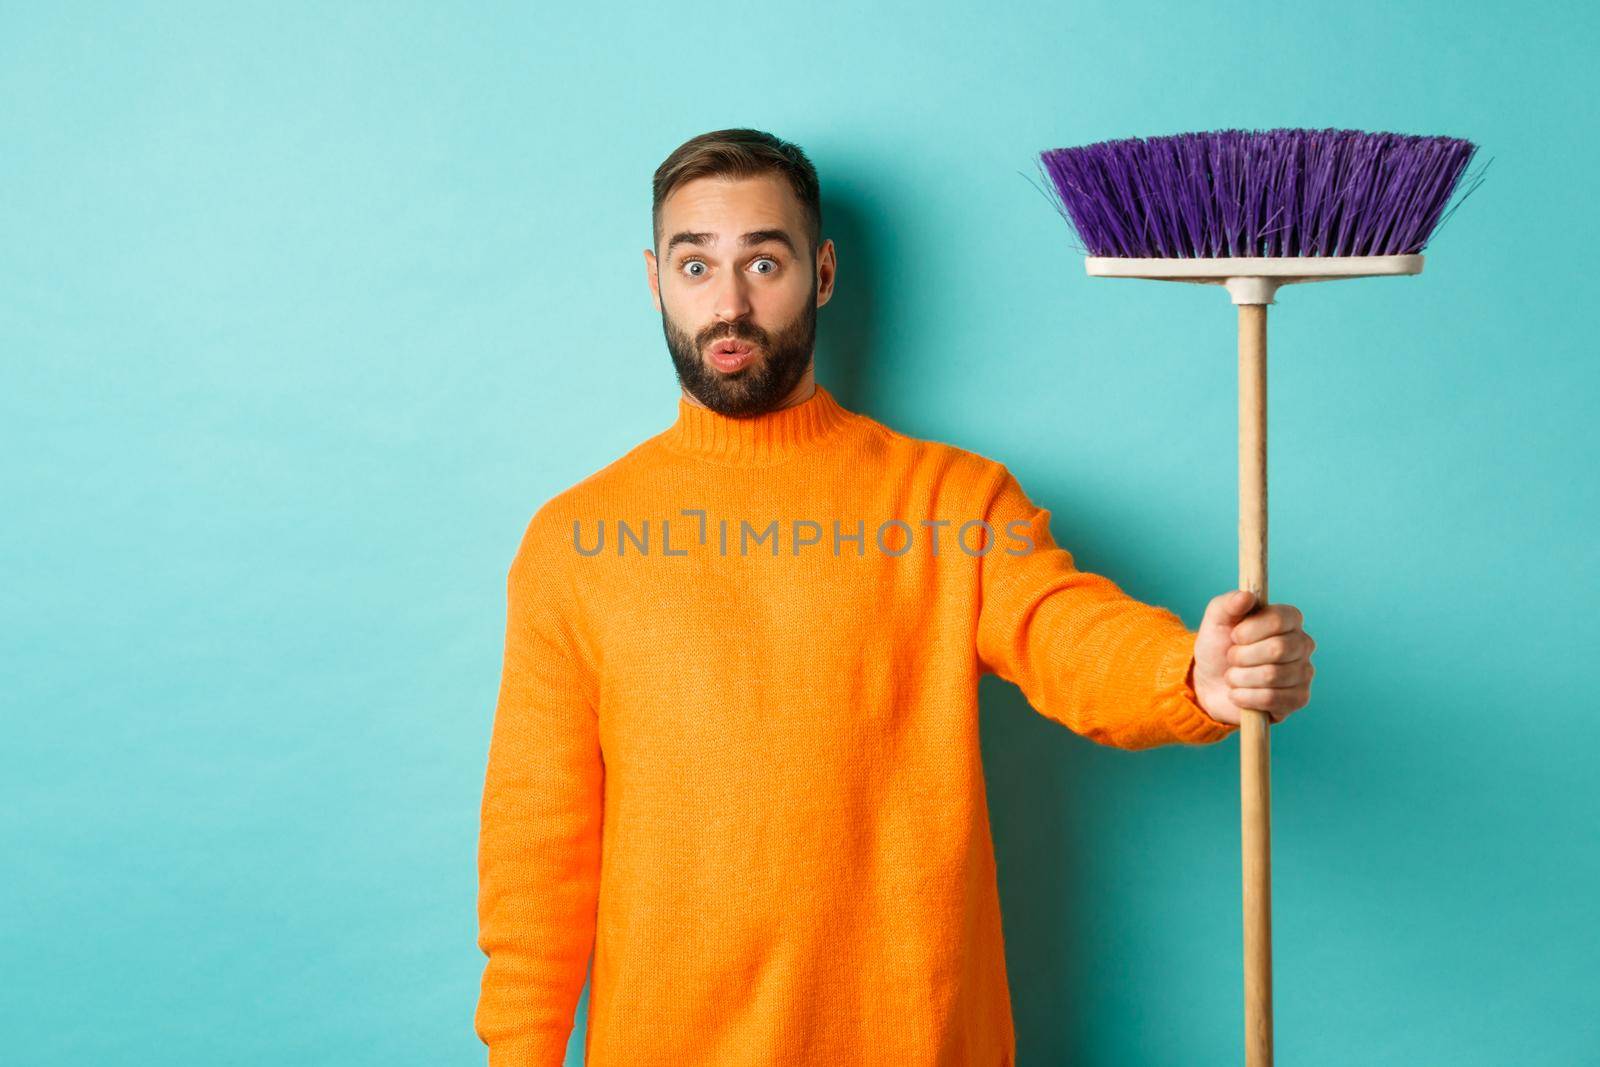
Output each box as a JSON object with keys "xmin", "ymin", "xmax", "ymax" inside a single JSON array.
[{"xmin": 4, "ymin": 2, "xmax": 1595, "ymax": 1063}]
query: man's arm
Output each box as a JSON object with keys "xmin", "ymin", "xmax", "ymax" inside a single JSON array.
[
  {"xmin": 975, "ymin": 465, "xmax": 1238, "ymax": 750},
  {"xmin": 476, "ymin": 508, "xmax": 602, "ymax": 1065}
]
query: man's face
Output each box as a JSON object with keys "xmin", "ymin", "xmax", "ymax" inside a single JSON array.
[{"xmin": 644, "ymin": 174, "xmax": 833, "ymax": 416}]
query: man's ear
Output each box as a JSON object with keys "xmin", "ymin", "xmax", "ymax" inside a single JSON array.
[
  {"xmin": 643, "ymin": 248, "xmax": 661, "ymax": 313},
  {"xmin": 815, "ymin": 238, "xmax": 836, "ymax": 308}
]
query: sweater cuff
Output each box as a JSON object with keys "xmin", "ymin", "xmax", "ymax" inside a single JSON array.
[
  {"xmin": 1155, "ymin": 630, "xmax": 1239, "ymax": 745},
  {"xmin": 486, "ymin": 1031, "xmax": 569, "ymax": 1067}
]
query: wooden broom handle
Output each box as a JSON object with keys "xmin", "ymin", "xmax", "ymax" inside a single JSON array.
[{"xmin": 1238, "ymin": 303, "xmax": 1274, "ymax": 1066}]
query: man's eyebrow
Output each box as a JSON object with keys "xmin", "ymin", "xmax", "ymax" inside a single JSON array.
[{"xmin": 665, "ymin": 229, "xmax": 797, "ymax": 258}]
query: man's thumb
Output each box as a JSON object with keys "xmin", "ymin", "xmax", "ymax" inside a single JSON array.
[{"xmin": 1207, "ymin": 589, "xmax": 1258, "ymax": 628}]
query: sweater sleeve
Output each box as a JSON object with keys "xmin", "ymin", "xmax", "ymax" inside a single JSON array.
[
  {"xmin": 974, "ymin": 466, "xmax": 1238, "ymax": 750},
  {"xmin": 475, "ymin": 507, "xmax": 603, "ymax": 1065}
]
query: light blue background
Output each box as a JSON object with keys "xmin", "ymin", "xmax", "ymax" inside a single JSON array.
[{"xmin": 4, "ymin": 2, "xmax": 1595, "ymax": 1064}]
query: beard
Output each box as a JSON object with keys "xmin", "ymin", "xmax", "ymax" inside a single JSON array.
[{"xmin": 661, "ymin": 276, "xmax": 818, "ymax": 417}]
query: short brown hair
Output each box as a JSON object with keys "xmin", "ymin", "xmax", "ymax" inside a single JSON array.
[{"xmin": 652, "ymin": 128, "xmax": 822, "ymax": 261}]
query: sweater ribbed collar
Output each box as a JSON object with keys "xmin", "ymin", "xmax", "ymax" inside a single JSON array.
[{"xmin": 660, "ymin": 383, "xmax": 856, "ymax": 466}]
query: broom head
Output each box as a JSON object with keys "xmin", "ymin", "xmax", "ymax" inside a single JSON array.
[{"xmin": 1036, "ymin": 128, "xmax": 1484, "ymax": 300}]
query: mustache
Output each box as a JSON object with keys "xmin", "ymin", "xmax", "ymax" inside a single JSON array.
[{"xmin": 701, "ymin": 325, "xmax": 766, "ymax": 346}]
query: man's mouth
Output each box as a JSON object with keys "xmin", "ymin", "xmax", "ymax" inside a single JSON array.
[{"xmin": 708, "ymin": 339, "xmax": 757, "ymax": 372}]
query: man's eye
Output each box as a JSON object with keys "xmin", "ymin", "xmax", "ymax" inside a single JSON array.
[{"xmin": 681, "ymin": 257, "xmax": 779, "ymax": 278}]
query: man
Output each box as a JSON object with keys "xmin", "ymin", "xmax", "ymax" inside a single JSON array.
[{"xmin": 475, "ymin": 128, "xmax": 1315, "ymax": 1066}]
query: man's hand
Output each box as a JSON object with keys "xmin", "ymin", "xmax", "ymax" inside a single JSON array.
[{"xmin": 1190, "ymin": 590, "xmax": 1316, "ymax": 727}]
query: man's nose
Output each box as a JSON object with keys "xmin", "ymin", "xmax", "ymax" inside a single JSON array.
[{"xmin": 713, "ymin": 275, "xmax": 753, "ymax": 323}]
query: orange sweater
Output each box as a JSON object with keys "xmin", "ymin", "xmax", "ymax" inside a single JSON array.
[{"xmin": 475, "ymin": 384, "xmax": 1237, "ymax": 1066}]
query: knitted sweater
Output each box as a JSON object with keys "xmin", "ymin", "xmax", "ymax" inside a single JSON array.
[{"xmin": 474, "ymin": 383, "xmax": 1238, "ymax": 1066}]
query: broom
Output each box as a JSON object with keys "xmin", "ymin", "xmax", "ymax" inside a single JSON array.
[{"xmin": 1032, "ymin": 127, "xmax": 1485, "ymax": 1066}]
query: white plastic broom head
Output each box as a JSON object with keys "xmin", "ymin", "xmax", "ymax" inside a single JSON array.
[{"xmin": 1084, "ymin": 254, "xmax": 1424, "ymax": 305}]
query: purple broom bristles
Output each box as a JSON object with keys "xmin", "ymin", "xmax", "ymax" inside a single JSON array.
[{"xmin": 1037, "ymin": 128, "xmax": 1486, "ymax": 258}]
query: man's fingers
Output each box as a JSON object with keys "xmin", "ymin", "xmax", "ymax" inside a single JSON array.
[
  {"xmin": 1231, "ymin": 603, "xmax": 1305, "ymax": 644},
  {"xmin": 1229, "ymin": 687, "xmax": 1305, "ymax": 713},
  {"xmin": 1228, "ymin": 632, "xmax": 1315, "ymax": 667},
  {"xmin": 1226, "ymin": 661, "xmax": 1314, "ymax": 688}
]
